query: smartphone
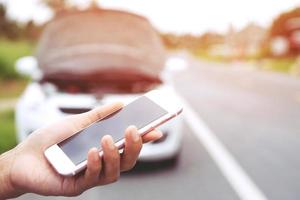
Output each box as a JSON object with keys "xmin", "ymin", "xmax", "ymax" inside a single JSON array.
[{"xmin": 44, "ymin": 90, "xmax": 183, "ymax": 176}]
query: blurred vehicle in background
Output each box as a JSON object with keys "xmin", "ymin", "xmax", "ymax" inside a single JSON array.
[{"xmin": 15, "ymin": 9, "xmax": 183, "ymax": 163}]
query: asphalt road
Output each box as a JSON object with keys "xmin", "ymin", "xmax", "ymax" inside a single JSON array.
[{"xmin": 17, "ymin": 58, "xmax": 300, "ymax": 200}]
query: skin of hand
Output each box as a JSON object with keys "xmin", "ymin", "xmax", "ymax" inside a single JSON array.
[{"xmin": 0, "ymin": 102, "xmax": 163, "ymax": 199}]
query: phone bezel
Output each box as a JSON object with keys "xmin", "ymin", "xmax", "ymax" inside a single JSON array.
[{"xmin": 44, "ymin": 90, "xmax": 183, "ymax": 176}]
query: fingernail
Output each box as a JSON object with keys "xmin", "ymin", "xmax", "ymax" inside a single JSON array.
[
  {"xmin": 129, "ymin": 126, "xmax": 139, "ymax": 142},
  {"xmin": 157, "ymin": 131, "xmax": 163, "ymax": 138},
  {"xmin": 105, "ymin": 135, "xmax": 115, "ymax": 150}
]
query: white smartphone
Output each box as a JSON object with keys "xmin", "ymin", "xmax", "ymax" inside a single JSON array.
[{"xmin": 44, "ymin": 90, "xmax": 183, "ymax": 176}]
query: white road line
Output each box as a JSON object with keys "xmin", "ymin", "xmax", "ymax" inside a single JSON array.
[{"xmin": 176, "ymin": 94, "xmax": 268, "ymax": 200}]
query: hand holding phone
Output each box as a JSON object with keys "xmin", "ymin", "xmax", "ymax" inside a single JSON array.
[
  {"xmin": 2, "ymin": 101, "xmax": 163, "ymax": 198},
  {"xmin": 45, "ymin": 90, "xmax": 183, "ymax": 176}
]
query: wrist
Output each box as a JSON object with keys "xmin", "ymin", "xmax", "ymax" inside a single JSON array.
[{"xmin": 0, "ymin": 149, "xmax": 19, "ymax": 199}]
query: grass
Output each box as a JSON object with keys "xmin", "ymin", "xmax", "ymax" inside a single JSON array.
[
  {"xmin": 193, "ymin": 49, "xmax": 229, "ymax": 63},
  {"xmin": 0, "ymin": 39, "xmax": 32, "ymax": 99},
  {"xmin": 260, "ymin": 58, "xmax": 296, "ymax": 73},
  {"xmin": 0, "ymin": 109, "xmax": 17, "ymax": 154},
  {"xmin": 0, "ymin": 39, "xmax": 34, "ymax": 79},
  {"xmin": 0, "ymin": 39, "xmax": 33, "ymax": 153}
]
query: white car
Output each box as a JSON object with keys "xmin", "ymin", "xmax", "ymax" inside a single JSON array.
[{"xmin": 15, "ymin": 9, "xmax": 184, "ymax": 163}]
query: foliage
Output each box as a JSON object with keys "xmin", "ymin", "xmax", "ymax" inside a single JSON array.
[
  {"xmin": 0, "ymin": 109, "xmax": 17, "ymax": 154},
  {"xmin": 193, "ymin": 48, "xmax": 228, "ymax": 63},
  {"xmin": 0, "ymin": 4, "xmax": 21, "ymax": 40},
  {"xmin": 0, "ymin": 4, "xmax": 43, "ymax": 41},
  {"xmin": 269, "ymin": 7, "xmax": 300, "ymax": 37}
]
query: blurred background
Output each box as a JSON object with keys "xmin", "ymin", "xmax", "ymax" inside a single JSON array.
[{"xmin": 0, "ymin": 0, "xmax": 300, "ymax": 199}]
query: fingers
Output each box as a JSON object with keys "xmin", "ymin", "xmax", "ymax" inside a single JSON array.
[
  {"xmin": 120, "ymin": 126, "xmax": 142, "ymax": 171},
  {"xmin": 142, "ymin": 130, "xmax": 163, "ymax": 143},
  {"xmin": 74, "ymin": 127, "xmax": 163, "ymax": 192},
  {"xmin": 98, "ymin": 135, "xmax": 120, "ymax": 184},
  {"xmin": 84, "ymin": 148, "xmax": 102, "ymax": 184},
  {"xmin": 74, "ymin": 102, "xmax": 123, "ymax": 131},
  {"xmin": 39, "ymin": 102, "xmax": 123, "ymax": 146},
  {"xmin": 75, "ymin": 147, "xmax": 102, "ymax": 192}
]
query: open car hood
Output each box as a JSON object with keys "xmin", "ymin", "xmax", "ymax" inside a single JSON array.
[{"xmin": 36, "ymin": 9, "xmax": 166, "ymax": 78}]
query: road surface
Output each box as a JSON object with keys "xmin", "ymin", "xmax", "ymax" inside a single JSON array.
[{"xmin": 17, "ymin": 58, "xmax": 300, "ymax": 200}]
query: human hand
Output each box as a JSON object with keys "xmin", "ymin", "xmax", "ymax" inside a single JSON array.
[{"xmin": 0, "ymin": 102, "xmax": 162, "ymax": 198}]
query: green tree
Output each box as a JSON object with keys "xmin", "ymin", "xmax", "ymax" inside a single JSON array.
[{"xmin": 270, "ymin": 7, "xmax": 300, "ymax": 37}]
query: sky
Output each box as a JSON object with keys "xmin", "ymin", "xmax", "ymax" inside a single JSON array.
[{"xmin": 1, "ymin": 0, "xmax": 300, "ymax": 34}]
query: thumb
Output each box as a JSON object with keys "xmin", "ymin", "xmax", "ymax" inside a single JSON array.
[{"xmin": 35, "ymin": 102, "xmax": 123, "ymax": 148}]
